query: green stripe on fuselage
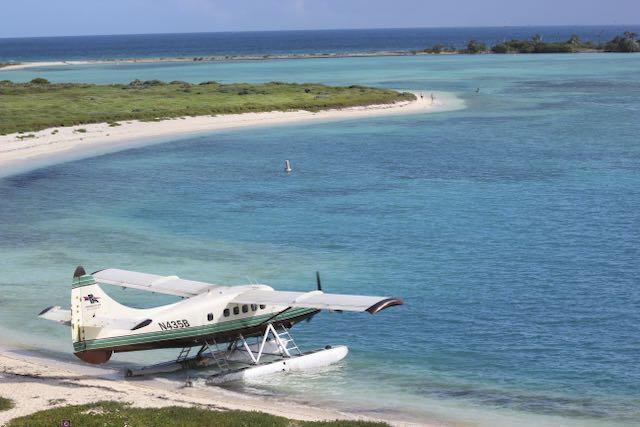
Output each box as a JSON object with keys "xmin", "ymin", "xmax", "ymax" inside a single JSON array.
[{"xmin": 74, "ymin": 307, "xmax": 316, "ymax": 352}]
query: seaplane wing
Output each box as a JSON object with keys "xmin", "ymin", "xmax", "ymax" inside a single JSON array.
[
  {"xmin": 231, "ymin": 289, "xmax": 403, "ymax": 314},
  {"xmin": 92, "ymin": 268, "xmax": 220, "ymax": 297}
]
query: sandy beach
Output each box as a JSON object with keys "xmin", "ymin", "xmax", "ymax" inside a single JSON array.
[
  {"xmin": 0, "ymin": 50, "xmax": 458, "ymax": 71},
  {"xmin": 0, "ymin": 92, "xmax": 461, "ymax": 179},
  {"xmin": 0, "ymin": 348, "xmax": 411, "ymax": 426}
]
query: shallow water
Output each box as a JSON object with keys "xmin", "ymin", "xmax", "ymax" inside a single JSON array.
[{"xmin": 1, "ymin": 53, "xmax": 639, "ymax": 426}]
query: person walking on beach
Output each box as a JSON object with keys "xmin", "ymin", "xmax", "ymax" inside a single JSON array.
[
  {"xmin": 420, "ymin": 93, "xmax": 424, "ymax": 100},
  {"xmin": 430, "ymin": 93, "xmax": 435, "ymax": 104}
]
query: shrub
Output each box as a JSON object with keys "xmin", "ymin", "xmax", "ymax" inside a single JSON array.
[
  {"xmin": 604, "ymin": 32, "xmax": 640, "ymax": 52},
  {"xmin": 0, "ymin": 397, "xmax": 13, "ymax": 411},
  {"xmin": 142, "ymin": 80, "xmax": 165, "ymax": 86},
  {"xmin": 465, "ymin": 39, "xmax": 487, "ymax": 54},
  {"xmin": 533, "ymin": 42, "xmax": 573, "ymax": 53},
  {"xmin": 29, "ymin": 77, "xmax": 50, "ymax": 85}
]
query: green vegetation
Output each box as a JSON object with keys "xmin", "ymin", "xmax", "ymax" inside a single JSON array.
[
  {"xmin": 463, "ymin": 39, "xmax": 487, "ymax": 54},
  {"xmin": 29, "ymin": 77, "xmax": 50, "ymax": 84},
  {"xmin": 604, "ymin": 31, "xmax": 640, "ymax": 52},
  {"xmin": 491, "ymin": 33, "xmax": 594, "ymax": 53},
  {"xmin": 0, "ymin": 396, "xmax": 14, "ymax": 411},
  {"xmin": 420, "ymin": 31, "xmax": 639, "ymax": 55},
  {"xmin": 6, "ymin": 401, "xmax": 389, "ymax": 427},
  {"xmin": 422, "ymin": 44, "xmax": 456, "ymax": 54},
  {"xmin": 0, "ymin": 80, "xmax": 415, "ymax": 135}
]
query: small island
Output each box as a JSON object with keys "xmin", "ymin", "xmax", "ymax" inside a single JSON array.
[
  {"xmin": 422, "ymin": 31, "xmax": 640, "ymax": 54},
  {"xmin": 0, "ymin": 79, "xmax": 415, "ymax": 135}
]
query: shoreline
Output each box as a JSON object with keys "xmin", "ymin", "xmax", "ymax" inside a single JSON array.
[
  {"xmin": 1, "ymin": 51, "xmax": 449, "ymax": 71},
  {"xmin": 0, "ymin": 91, "xmax": 462, "ymax": 179},
  {"xmin": 0, "ymin": 346, "xmax": 421, "ymax": 426},
  {"xmin": 0, "ymin": 48, "xmax": 622, "ymax": 72}
]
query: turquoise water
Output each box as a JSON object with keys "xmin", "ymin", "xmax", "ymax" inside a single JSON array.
[{"xmin": 1, "ymin": 53, "xmax": 640, "ymax": 426}]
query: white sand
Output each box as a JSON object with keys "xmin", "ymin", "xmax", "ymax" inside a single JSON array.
[
  {"xmin": 0, "ymin": 348, "xmax": 431, "ymax": 426},
  {"xmin": 0, "ymin": 350, "xmax": 377, "ymax": 426},
  {"xmin": 1, "ymin": 61, "xmax": 87, "ymax": 71},
  {"xmin": 0, "ymin": 92, "xmax": 462, "ymax": 178}
]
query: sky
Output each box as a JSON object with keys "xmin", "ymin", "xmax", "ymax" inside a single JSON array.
[{"xmin": 1, "ymin": 0, "xmax": 639, "ymax": 38}]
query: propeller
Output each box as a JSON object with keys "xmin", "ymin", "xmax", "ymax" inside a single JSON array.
[
  {"xmin": 313, "ymin": 271, "xmax": 341, "ymax": 314},
  {"xmin": 306, "ymin": 271, "xmax": 323, "ymax": 323}
]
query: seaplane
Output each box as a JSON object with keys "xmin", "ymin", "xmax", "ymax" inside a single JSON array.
[{"xmin": 39, "ymin": 267, "xmax": 402, "ymax": 383}]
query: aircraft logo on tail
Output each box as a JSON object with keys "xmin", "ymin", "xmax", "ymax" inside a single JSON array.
[{"xmin": 83, "ymin": 294, "xmax": 101, "ymax": 304}]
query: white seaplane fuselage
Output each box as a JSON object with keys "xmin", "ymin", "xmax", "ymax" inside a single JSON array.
[{"xmin": 70, "ymin": 275, "xmax": 317, "ymax": 364}]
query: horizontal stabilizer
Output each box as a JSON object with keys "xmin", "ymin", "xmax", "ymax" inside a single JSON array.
[
  {"xmin": 92, "ymin": 268, "xmax": 220, "ymax": 297},
  {"xmin": 38, "ymin": 306, "xmax": 71, "ymax": 325},
  {"xmin": 231, "ymin": 290, "xmax": 403, "ymax": 314}
]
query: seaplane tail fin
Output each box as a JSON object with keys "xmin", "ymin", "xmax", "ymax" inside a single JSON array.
[
  {"xmin": 231, "ymin": 289, "xmax": 403, "ymax": 314},
  {"xmin": 70, "ymin": 266, "xmax": 150, "ymax": 364}
]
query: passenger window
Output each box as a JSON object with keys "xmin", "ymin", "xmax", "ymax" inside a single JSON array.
[
  {"xmin": 259, "ymin": 304, "xmax": 266, "ymax": 310},
  {"xmin": 207, "ymin": 313, "xmax": 214, "ymax": 321},
  {"xmin": 233, "ymin": 306, "xmax": 239, "ymax": 315},
  {"xmin": 242, "ymin": 304, "xmax": 248, "ymax": 313},
  {"xmin": 223, "ymin": 309, "xmax": 230, "ymax": 317},
  {"xmin": 251, "ymin": 304, "xmax": 257, "ymax": 311}
]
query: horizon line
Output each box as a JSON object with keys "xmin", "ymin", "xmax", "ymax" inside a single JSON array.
[{"xmin": 2, "ymin": 23, "xmax": 639, "ymax": 41}]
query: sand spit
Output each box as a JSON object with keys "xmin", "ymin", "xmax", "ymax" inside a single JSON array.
[
  {"xmin": 0, "ymin": 50, "xmax": 460, "ymax": 71},
  {"xmin": 0, "ymin": 92, "xmax": 462, "ymax": 179}
]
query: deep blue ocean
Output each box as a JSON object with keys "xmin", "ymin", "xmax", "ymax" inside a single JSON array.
[
  {"xmin": 1, "ymin": 26, "xmax": 640, "ymax": 61},
  {"xmin": 0, "ymin": 29, "xmax": 639, "ymax": 426}
]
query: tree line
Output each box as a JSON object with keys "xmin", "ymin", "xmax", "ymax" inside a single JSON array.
[{"xmin": 421, "ymin": 31, "xmax": 640, "ymax": 54}]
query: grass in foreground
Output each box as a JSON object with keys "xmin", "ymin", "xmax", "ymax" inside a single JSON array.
[
  {"xmin": 6, "ymin": 401, "xmax": 389, "ymax": 427},
  {"xmin": 0, "ymin": 396, "xmax": 14, "ymax": 411},
  {"xmin": 0, "ymin": 79, "xmax": 415, "ymax": 135}
]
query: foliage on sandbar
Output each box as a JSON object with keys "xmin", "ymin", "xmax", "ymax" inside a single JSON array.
[{"xmin": 0, "ymin": 80, "xmax": 415, "ymax": 135}]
